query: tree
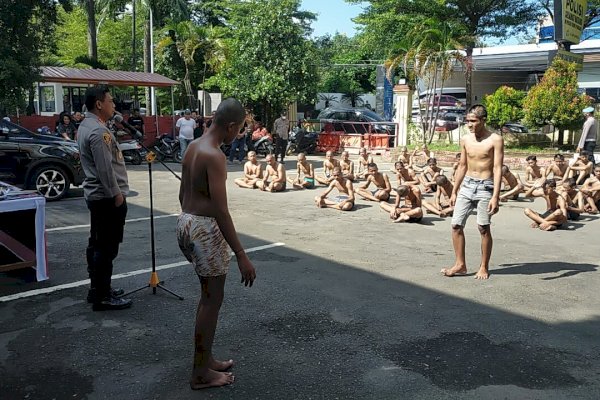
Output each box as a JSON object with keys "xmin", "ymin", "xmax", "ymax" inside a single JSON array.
[
  {"xmin": 484, "ymin": 86, "xmax": 527, "ymax": 130},
  {"xmin": 348, "ymin": 0, "xmax": 539, "ymax": 107},
  {"xmin": 0, "ymin": 0, "xmax": 63, "ymax": 116},
  {"xmin": 523, "ymin": 59, "xmax": 592, "ymax": 146},
  {"xmin": 207, "ymin": 0, "xmax": 317, "ymax": 125}
]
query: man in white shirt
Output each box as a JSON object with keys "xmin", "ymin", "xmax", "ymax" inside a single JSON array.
[
  {"xmin": 176, "ymin": 109, "xmax": 197, "ymax": 160},
  {"xmin": 578, "ymin": 107, "xmax": 597, "ymax": 165}
]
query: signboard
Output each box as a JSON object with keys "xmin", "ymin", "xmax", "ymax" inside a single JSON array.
[
  {"xmin": 554, "ymin": 0, "xmax": 587, "ymax": 44},
  {"xmin": 548, "ymin": 49, "xmax": 584, "ymax": 71}
]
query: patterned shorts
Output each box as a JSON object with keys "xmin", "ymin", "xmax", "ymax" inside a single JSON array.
[{"xmin": 176, "ymin": 213, "xmax": 231, "ymax": 277}]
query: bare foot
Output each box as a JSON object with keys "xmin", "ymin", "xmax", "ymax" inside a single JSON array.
[
  {"xmin": 441, "ymin": 265, "xmax": 467, "ymax": 277},
  {"xmin": 209, "ymin": 358, "xmax": 234, "ymax": 372},
  {"xmin": 190, "ymin": 369, "xmax": 234, "ymax": 390},
  {"xmin": 539, "ymin": 223, "xmax": 556, "ymax": 231},
  {"xmin": 474, "ymin": 267, "xmax": 489, "ymax": 280},
  {"xmin": 529, "ymin": 222, "xmax": 539, "ymax": 228},
  {"xmin": 315, "ymin": 196, "xmax": 325, "ymax": 208},
  {"xmin": 393, "ymin": 213, "xmax": 410, "ymax": 223},
  {"xmin": 500, "ymin": 197, "xmax": 508, "ymax": 202}
]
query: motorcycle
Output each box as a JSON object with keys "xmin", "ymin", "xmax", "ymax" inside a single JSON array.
[
  {"xmin": 117, "ymin": 139, "xmax": 145, "ymax": 165},
  {"xmin": 151, "ymin": 134, "xmax": 182, "ymax": 163},
  {"xmin": 250, "ymin": 134, "xmax": 274, "ymax": 157},
  {"xmin": 286, "ymin": 128, "xmax": 318, "ymax": 156}
]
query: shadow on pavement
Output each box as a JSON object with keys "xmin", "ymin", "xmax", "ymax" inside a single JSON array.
[{"xmin": 495, "ymin": 261, "xmax": 598, "ymax": 280}]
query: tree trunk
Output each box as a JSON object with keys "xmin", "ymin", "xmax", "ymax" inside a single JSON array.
[
  {"xmin": 557, "ymin": 128, "xmax": 565, "ymax": 146},
  {"xmin": 86, "ymin": 0, "xmax": 98, "ymax": 62},
  {"xmin": 465, "ymin": 46, "xmax": 473, "ymax": 109},
  {"xmin": 143, "ymin": 19, "xmax": 151, "ymax": 115}
]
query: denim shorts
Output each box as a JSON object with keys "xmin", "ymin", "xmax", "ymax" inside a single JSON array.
[{"xmin": 451, "ymin": 176, "xmax": 494, "ymax": 227}]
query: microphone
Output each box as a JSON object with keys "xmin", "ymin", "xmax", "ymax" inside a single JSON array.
[{"xmin": 113, "ymin": 114, "xmax": 143, "ymax": 140}]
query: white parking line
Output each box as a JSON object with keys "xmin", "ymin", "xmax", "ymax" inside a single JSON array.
[
  {"xmin": 46, "ymin": 214, "xmax": 179, "ymax": 232},
  {"xmin": 0, "ymin": 242, "xmax": 285, "ymax": 303}
]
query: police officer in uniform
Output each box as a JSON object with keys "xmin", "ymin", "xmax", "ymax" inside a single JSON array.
[{"xmin": 77, "ymin": 86, "xmax": 133, "ymax": 311}]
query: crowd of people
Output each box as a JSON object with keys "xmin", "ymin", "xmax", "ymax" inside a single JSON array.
[{"xmin": 233, "ymin": 128, "xmax": 599, "ymax": 232}]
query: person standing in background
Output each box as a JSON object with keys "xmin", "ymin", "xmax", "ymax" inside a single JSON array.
[
  {"xmin": 578, "ymin": 107, "xmax": 597, "ymax": 165},
  {"xmin": 176, "ymin": 110, "xmax": 197, "ymax": 160},
  {"xmin": 273, "ymin": 110, "xmax": 290, "ymax": 164}
]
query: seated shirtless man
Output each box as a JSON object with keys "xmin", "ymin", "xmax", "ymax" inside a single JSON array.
[
  {"xmin": 557, "ymin": 177, "xmax": 585, "ymax": 220},
  {"xmin": 566, "ymin": 150, "xmax": 594, "ymax": 185},
  {"xmin": 314, "ymin": 166, "xmax": 355, "ymax": 211},
  {"xmin": 451, "ymin": 153, "xmax": 461, "ymax": 182},
  {"xmin": 356, "ymin": 147, "xmax": 374, "ymax": 179},
  {"xmin": 422, "ymin": 175, "xmax": 454, "ymax": 217},
  {"xmin": 419, "ymin": 157, "xmax": 443, "ymax": 193},
  {"xmin": 339, "ymin": 150, "xmax": 355, "ymax": 181},
  {"xmin": 522, "ymin": 155, "xmax": 546, "ymax": 198},
  {"xmin": 543, "ymin": 154, "xmax": 568, "ymax": 184},
  {"xmin": 380, "ymin": 184, "xmax": 423, "ymax": 223},
  {"xmin": 499, "ymin": 165, "xmax": 524, "ymax": 201},
  {"xmin": 397, "ymin": 146, "xmax": 410, "ymax": 164},
  {"xmin": 356, "ymin": 162, "xmax": 391, "ymax": 201},
  {"xmin": 580, "ymin": 165, "xmax": 600, "ymax": 213},
  {"xmin": 315, "ymin": 150, "xmax": 339, "ymax": 185},
  {"xmin": 409, "ymin": 144, "xmax": 431, "ymax": 171},
  {"xmin": 394, "ymin": 161, "xmax": 419, "ymax": 187},
  {"xmin": 288, "ymin": 152, "xmax": 315, "ymax": 189},
  {"xmin": 523, "ymin": 179, "xmax": 567, "ymax": 231},
  {"xmin": 256, "ymin": 154, "xmax": 286, "ymax": 192},
  {"xmin": 234, "ymin": 151, "xmax": 263, "ymax": 189}
]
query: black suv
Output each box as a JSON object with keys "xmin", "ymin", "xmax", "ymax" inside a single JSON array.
[{"xmin": 0, "ymin": 119, "xmax": 84, "ymax": 200}]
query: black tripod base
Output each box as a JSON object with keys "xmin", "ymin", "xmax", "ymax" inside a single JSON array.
[{"xmin": 122, "ymin": 272, "xmax": 184, "ymax": 300}]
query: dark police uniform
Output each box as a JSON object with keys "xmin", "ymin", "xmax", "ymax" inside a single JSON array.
[{"xmin": 77, "ymin": 112, "xmax": 129, "ymax": 308}]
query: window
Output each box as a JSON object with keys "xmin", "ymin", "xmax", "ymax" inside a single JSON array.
[{"xmin": 40, "ymin": 86, "xmax": 56, "ymax": 113}]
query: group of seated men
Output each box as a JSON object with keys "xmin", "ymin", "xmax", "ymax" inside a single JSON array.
[
  {"xmin": 234, "ymin": 147, "xmax": 600, "ymax": 228},
  {"xmin": 497, "ymin": 152, "xmax": 600, "ymax": 231}
]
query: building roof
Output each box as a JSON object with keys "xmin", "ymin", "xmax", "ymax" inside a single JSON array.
[{"xmin": 40, "ymin": 66, "xmax": 179, "ymax": 87}]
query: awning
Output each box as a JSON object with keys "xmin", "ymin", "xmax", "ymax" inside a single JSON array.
[{"xmin": 40, "ymin": 66, "xmax": 179, "ymax": 87}]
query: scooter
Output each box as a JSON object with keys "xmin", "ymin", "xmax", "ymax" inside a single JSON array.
[
  {"xmin": 117, "ymin": 139, "xmax": 145, "ymax": 165},
  {"xmin": 251, "ymin": 135, "xmax": 274, "ymax": 157},
  {"xmin": 286, "ymin": 128, "xmax": 318, "ymax": 155},
  {"xmin": 151, "ymin": 134, "xmax": 182, "ymax": 163}
]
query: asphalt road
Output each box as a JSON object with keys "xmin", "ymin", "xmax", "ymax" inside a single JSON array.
[{"xmin": 1, "ymin": 157, "xmax": 599, "ymax": 400}]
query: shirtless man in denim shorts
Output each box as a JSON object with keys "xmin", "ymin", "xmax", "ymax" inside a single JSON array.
[{"xmin": 441, "ymin": 104, "xmax": 504, "ymax": 280}]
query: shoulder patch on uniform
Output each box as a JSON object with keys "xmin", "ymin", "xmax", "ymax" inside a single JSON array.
[{"xmin": 103, "ymin": 132, "xmax": 111, "ymax": 145}]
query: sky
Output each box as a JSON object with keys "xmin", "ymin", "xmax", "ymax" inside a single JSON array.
[{"xmin": 300, "ymin": 0, "xmax": 364, "ymax": 38}]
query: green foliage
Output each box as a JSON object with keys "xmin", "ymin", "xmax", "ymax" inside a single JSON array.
[
  {"xmin": 313, "ymin": 34, "xmax": 376, "ymax": 98},
  {"xmin": 51, "ymin": 5, "xmax": 144, "ymax": 71},
  {"xmin": 207, "ymin": 0, "xmax": 317, "ymax": 121},
  {"xmin": 0, "ymin": 0, "xmax": 59, "ymax": 115},
  {"xmin": 484, "ymin": 86, "xmax": 526, "ymax": 129},
  {"xmin": 523, "ymin": 59, "xmax": 591, "ymax": 131}
]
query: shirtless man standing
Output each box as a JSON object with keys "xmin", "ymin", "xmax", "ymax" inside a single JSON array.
[
  {"xmin": 356, "ymin": 162, "xmax": 392, "ymax": 201},
  {"xmin": 234, "ymin": 151, "xmax": 262, "ymax": 189},
  {"xmin": 523, "ymin": 179, "xmax": 567, "ymax": 231},
  {"xmin": 340, "ymin": 150, "xmax": 355, "ymax": 181},
  {"xmin": 176, "ymin": 98, "xmax": 256, "ymax": 390},
  {"xmin": 419, "ymin": 157, "xmax": 443, "ymax": 193},
  {"xmin": 356, "ymin": 147, "xmax": 374, "ymax": 179},
  {"xmin": 314, "ymin": 166, "xmax": 355, "ymax": 211},
  {"xmin": 422, "ymin": 175, "xmax": 454, "ymax": 217},
  {"xmin": 257, "ymin": 154, "xmax": 287, "ymax": 192},
  {"xmin": 315, "ymin": 150, "xmax": 339, "ymax": 185},
  {"xmin": 543, "ymin": 154, "xmax": 568, "ymax": 184},
  {"xmin": 380, "ymin": 184, "xmax": 423, "ymax": 222},
  {"xmin": 394, "ymin": 161, "xmax": 420, "ymax": 186},
  {"xmin": 499, "ymin": 165, "xmax": 524, "ymax": 202},
  {"xmin": 287, "ymin": 152, "xmax": 315, "ymax": 189},
  {"xmin": 442, "ymin": 104, "xmax": 504, "ymax": 280}
]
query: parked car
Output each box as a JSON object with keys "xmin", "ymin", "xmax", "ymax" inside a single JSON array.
[
  {"xmin": 0, "ymin": 119, "xmax": 84, "ymax": 200},
  {"xmin": 502, "ymin": 122, "xmax": 529, "ymax": 134},
  {"xmin": 420, "ymin": 95, "xmax": 463, "ymax": 109},
  {"xmin": 317, "ymin": 107, "xmax": 395, "ymax": 135}
]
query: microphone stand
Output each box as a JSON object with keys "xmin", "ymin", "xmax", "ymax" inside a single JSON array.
[{"xmin": 121, "ymin": 126, "xmax": 184, "ymax": 301}]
